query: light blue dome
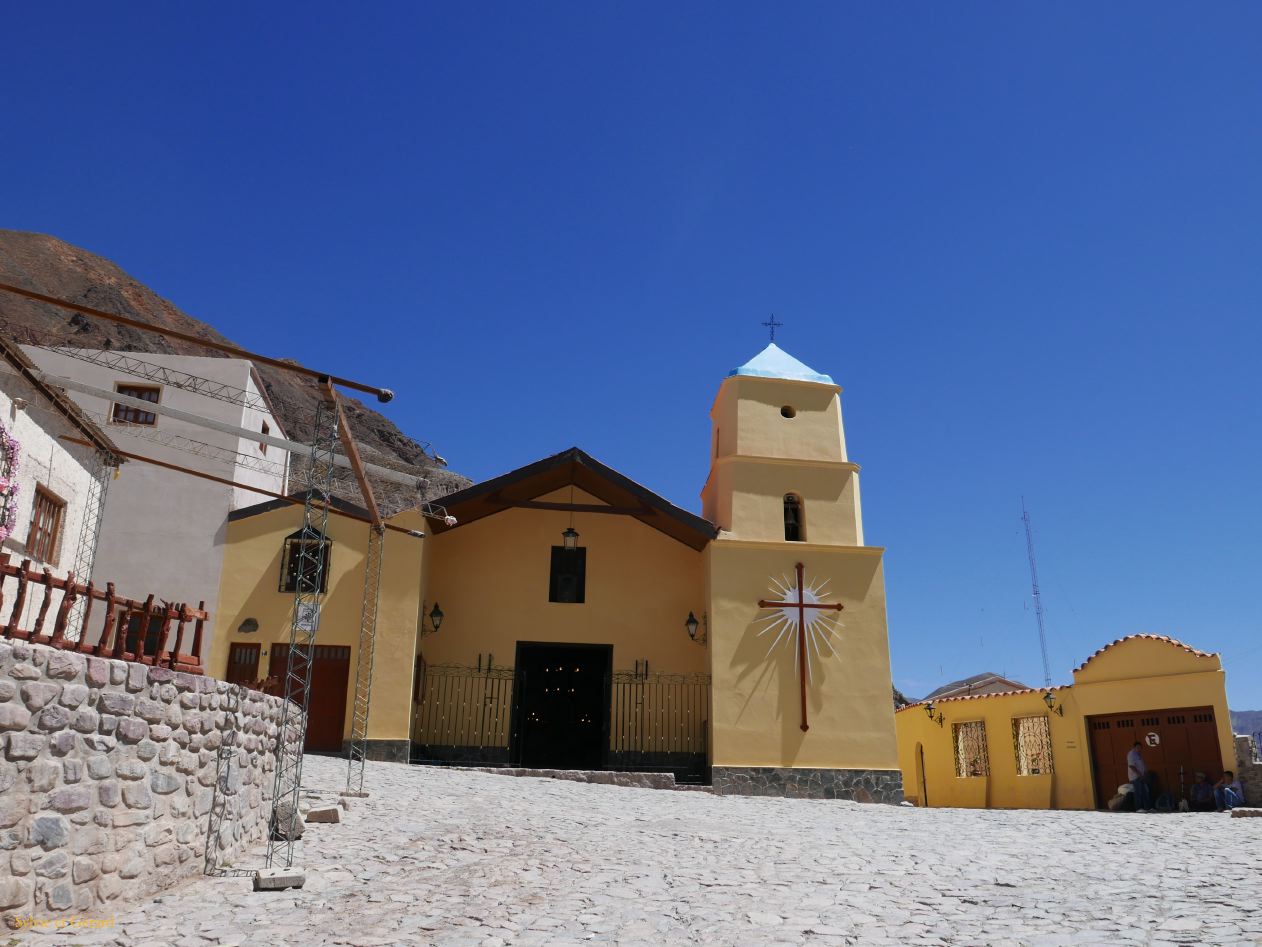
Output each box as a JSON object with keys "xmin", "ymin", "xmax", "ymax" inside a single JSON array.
[{"xmin": 727, "ymin": 343, "xmax": 834, "ymax": 385}]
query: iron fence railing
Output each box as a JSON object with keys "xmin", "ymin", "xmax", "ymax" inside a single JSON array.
[{"xmin": 412, "ymin": 663, "xmax": 710, "ymax": 782}]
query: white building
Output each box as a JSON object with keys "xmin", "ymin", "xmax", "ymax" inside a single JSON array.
[
  {"xmin": 0, "ymin": 338, "xmax": 121, "ymax": 632},
  {"xmin": 20, "ymin": 348, "xmax": 289, "ymax": 639}
]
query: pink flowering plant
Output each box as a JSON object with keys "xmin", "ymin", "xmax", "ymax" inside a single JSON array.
[{"xmin": 0, "ymin": 421, "xmax": 20, "ymax": 544}]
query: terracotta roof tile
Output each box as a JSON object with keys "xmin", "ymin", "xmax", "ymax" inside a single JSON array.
[
  {"xmin": 894, "ymin": 684, "xmax": 1069, "ymax": 713},
  {"xmin": 1071, "ymin": 634, "xmax": 1217, "ymax": 673}
]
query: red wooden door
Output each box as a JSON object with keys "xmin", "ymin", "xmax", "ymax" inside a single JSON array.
[
  {"xmin": 1087, "ymin": 706, "xmax": 1222, "ymax": 807},
  {"xmin": 225, "ymin": 643, "xmax": 261, "ymax": 686},
  {"xmin": 269, "ymin": 644, "xmax": 351, "ymax": 752}
]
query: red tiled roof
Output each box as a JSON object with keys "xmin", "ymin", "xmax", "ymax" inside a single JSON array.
[
  {"xmin": 1072, "ymin": 634, "xmax": 1218, "ymax": 673},
  {"xmin": 894, "ymin": 684, "xmax": 1069, "ymax": 713}
]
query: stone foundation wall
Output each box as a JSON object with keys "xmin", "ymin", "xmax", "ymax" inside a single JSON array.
[
  {"xmin": 712, "ymin": 766, "xmax": 904, "ymax": 804},
  {"xmin": 1233, "ymin": 735, "xmax": 1261, "ymax": 807},
  {"xmin": 0, "ymin": 640, "xmax": 290, "ymax": 924}
]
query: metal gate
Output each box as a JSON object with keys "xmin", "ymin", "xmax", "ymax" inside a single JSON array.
[{"xmin": 413, "ymin": 662, "xmax": 711, "ymax": 783}]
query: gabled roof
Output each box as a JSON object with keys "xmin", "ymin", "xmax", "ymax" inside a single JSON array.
[
  {"xmin": 429, "ymin": 447, "xmax": 719, "ymax": 551},
  {"xmin": 0, "ymin": 336, "xmax": 122, "ymax": 459},
  {"xmin": 922, "ymin": 671, "xmax": 1031, "ymax": 701},
  {"xmin": 1072, "ymin": 634, "xmax": 1218, "ymax": 674},
  {"xmin": 728, "ymin": 343, "xmax": 835, "ymax": 386},
  {"xmin": 228, "ymin": 489, "xmax": 370, "ymax": 523}
]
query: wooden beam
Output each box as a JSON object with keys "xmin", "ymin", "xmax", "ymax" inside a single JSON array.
[
  {"xmin": 58, "ymin": 436, "xmax": 423, "ymax": 538},
  {"xmin": 0, "ymin": 281, "xmax": 395, "ymax": 402},
  {"xmin": 501, "ymin": 500, "xmax": 649, "ymax": 516},
  {"xmin": 325, "ymin": 379, "xmax": 382, "ymax": 528}
]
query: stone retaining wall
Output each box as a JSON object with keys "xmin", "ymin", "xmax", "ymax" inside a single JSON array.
[
  {"xmin": 0, "ymin": 639, "xmax": 290, "ymax": 924},
  {"xmin": 1233, "ymin": 735, "xmax": 1261, "ymax": 807},
  {"xmin": 712, "ymin": 766, "xmax": 905, "ymax": 803}
]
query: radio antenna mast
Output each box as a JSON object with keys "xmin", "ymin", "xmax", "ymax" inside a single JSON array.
[{"xmin": 1021, "ymin": 498, "xmax": 1053, "ymax": 688}]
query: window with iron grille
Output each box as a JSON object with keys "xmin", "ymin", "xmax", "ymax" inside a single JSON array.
[
  {"xmin": 953, "ymin": 720, "xmax": 990, "ymax": 777},
  {"xmin": 279, "ymin": 529, "xmax": 331, "ymax": 593},
  {"xmin": 26, "ymin": 485, "xmax": 65, "ymax": 564},
  {"xmin": 111, "ymin": 384, "xmax": 161, "ymax": 425},
  {"xmin": 1012, "ymin": 715, "xmax": 1054, "ymax": 775}
]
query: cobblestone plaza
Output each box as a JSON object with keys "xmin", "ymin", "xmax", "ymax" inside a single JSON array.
[{"xmin": 16, "ymin": 755, "xmax": 1260, "ymax": 946}]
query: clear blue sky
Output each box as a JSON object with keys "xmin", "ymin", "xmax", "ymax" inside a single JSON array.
[{"xmin": 6, "ymin": 5, "xmax": 1260, "ymax": 708}]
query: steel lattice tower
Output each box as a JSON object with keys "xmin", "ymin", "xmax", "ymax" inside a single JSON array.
[
  {"xmin": 65, "ymin": 450, "xmax": 117, "ymax": 639},
  {"xmin": 266, "ymin": 394, "xmax": 339, "ymax": 869},
  {"xmin": 1021, "ymin": 499, "xmax": 1053, "ymax": 689},
  {"xmin": 345, "ymin": 524, "xmax": 385, "ymax": 794}
]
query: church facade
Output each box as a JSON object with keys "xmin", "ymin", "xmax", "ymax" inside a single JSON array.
[{"xmin": 208, "ymin": 345, "xmax": 903, "ymax": 801}]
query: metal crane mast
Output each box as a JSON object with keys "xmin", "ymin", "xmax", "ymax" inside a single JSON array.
[{"xmin": 1021, "ymin": 499, "xmax": 1052, "ymax": 688}]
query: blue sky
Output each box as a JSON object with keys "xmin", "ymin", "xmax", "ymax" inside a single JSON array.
[{"xmin": 5, "ymin": 5, "xmax": 1260, "ymax": 708}]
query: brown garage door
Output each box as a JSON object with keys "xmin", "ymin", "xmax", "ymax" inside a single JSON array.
[
  {"xmin": 1087, "ymin": 706, "xmax": 1221, "ymax": 808},
  {"xmin": 269, "ymin": 644, "xmax": 351, "ymax": 752}
]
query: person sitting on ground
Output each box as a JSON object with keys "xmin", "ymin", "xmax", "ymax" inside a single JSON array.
[
  {"xmin": 1126, "ymin": 741, "xmax": 1152, "ymax": 812},
  {"xmin": 1214, "ymin": 771, "xmax": 1244, "ymax": 812},
  {"xmin": 1189, "ymin": 772, "xmax": 1216, "ymax": 812}
]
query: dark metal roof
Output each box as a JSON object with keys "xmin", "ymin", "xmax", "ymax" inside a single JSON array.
[
  {"xmin": 922, "ymin": 671, "xmax": 1031, "ymax": 702},
  {"xmin": 430, "ymin": 447, "xmax": 718, "ymax": 551},
  {"xmin": 228, "ymin": 489, "xmax": 371, "ymax": 523}
]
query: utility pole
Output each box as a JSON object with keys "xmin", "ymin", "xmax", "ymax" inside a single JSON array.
[{"xmin": 1022, "ymin": 499, "xmax": 1053, "ymax": 688}]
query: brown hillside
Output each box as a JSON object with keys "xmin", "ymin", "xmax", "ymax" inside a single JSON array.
[{"xmin": 0, "ymin": 230, "xmax": 469, "ymax": 513}]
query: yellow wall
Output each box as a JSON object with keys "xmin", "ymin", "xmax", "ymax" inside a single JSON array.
[
  {"xmin": 421, "ymin": 487, "xmax": 707, "ymax": 673},
  {"xmin": 894, "ymin": 638, "xmax": 1235, "ymax": 809},
  {"xmin": 703, "ymin": 371, "xmax": 899, "ymax": 775},
  {"xmin": 703, "ymin": 375, "xmax": 862, "ymax": 545},
  {"xmin": 208, "ymin": 504, "xmax": 425, "ymax": 744},
  {"xmin": 707, "ymin": 541, "xmax": 900, "ymax": 771}
]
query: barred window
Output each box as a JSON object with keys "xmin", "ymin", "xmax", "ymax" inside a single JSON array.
[
  {"xmin": 111, "ymin": 384, "xmax": 161, "ymax": 425},
  {"xmin": 280, "ymin": 528, "xmax": 331, "ymax": 593},
  {"xmin": 952, "ymin": 720, "xmax": 990, "ymax": 777},
  {"xmin": 1012, "ymin": 715, "xmax": 1054, "ymax": 776}
]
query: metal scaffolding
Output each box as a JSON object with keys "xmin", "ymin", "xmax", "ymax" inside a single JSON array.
[
  {"xmin": 65, "ymin": 449, "xmax": 118, "ymax": 639},
  {"xmin": 345, "ymin": 524, "xmax": 385, "ymax": 795},
  {"xmin": 265, "ymin": 392, "xmax": 339, "ymax": 869}
]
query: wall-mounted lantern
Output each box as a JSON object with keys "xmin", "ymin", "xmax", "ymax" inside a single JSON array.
[
  {"xmin": 421, "ymin": 600, "xmax": 444, "ymax": 636},
  {"xmin": 685, "ymin": 611, "xmax": 707, "ymax": 646},
  {"xmin": 1042, "ymin": 691, "xmax": 1064, "ymax": 716},
  {"xmin": 924, "ymin": 701, "xmax": 945, "ymax": 727}
]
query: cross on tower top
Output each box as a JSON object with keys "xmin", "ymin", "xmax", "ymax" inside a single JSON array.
[{"xmin": 761, "ymin": 315, "xmax": 783, "ymax": 342}]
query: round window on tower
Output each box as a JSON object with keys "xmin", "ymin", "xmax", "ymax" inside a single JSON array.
[{"xmin": 781, "ymin": 405, "xmax": 796, "ymax": 419}]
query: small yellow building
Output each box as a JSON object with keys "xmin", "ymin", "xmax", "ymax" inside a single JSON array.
[
  {"xmin": 208, "ymin": 344, "xmax": 903, "ymax": 800},
  {"xmin": 895, "ymin": 635, "xmax": 1236, "ymax": 810}
]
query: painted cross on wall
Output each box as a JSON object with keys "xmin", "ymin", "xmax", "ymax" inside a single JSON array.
[{"xmin": 756, "ymin": 562, "xmax": 845, "ymax": 732}]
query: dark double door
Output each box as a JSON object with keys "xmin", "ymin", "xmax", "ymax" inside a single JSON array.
[
  {"xmin": 511, "ymin": 642, "xmax": 611, "ymax": 771},
  {"xmin": 1087, "ymin": 706, "xmax": 1223, "ymax": 807}
]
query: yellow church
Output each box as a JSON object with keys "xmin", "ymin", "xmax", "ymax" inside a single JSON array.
[{"xmin": 209, "ymin": 344, "xmax": 903, "ymax": 801}]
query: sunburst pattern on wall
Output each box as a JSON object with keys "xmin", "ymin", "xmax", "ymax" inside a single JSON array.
[{"xmin": 754, "ymin": 567, "xmax": 844, "ymax": 684}]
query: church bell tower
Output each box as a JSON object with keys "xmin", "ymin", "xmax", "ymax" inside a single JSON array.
[{"xmin": 702, "ymin": 342, "xmax": 902, "ymax": 801}]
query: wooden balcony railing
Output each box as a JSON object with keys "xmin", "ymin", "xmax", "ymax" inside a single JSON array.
[{"xmin": 0, "ymin": 554, "xmax": 206, "ymax": 674}]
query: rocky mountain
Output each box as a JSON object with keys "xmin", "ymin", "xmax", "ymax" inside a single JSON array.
[
  {"xmin": 0, "ymin": 230, "xmax": 469, "ymax": 513},
  {"xmin": 1231, "ymin": 710, "xmax": 1262, "ymax": 737}
]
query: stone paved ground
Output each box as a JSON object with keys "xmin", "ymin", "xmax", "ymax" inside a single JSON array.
[{"xmin": 12, "ymin": 755, "xmax": 1262, "ymax": 946}]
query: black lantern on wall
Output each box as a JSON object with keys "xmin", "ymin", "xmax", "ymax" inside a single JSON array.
[{"xmin": 684, "ymin": 611, "xmax": 707, "ymax": 646}]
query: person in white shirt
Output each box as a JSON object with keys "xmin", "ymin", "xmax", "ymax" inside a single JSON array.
[{"xmin": 1126, "ymin": 741, "xmax": 1152, "ymax": 811}]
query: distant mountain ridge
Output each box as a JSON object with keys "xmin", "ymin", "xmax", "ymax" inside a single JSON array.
[
  {"xmin": 1231, "ymin": 710, "xmax": 1262, "ymax": 736},
  {"xmin": 0, "ymin": 230, "xmax": 469, "ymax": 513}
]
